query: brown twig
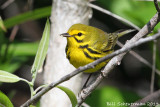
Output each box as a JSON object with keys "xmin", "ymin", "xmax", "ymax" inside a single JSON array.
[
  {"xmin": 2, "ymin": 25, "xmax": 19, "ymax": 62},
  {"xmin": 9, "ymin": 25, "xmax": 19, "ymax": 42}
]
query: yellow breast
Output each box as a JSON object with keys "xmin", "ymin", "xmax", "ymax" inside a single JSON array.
[
  {"xmin": 67, "ymin": 46, "xmax": 94, "ymax": 68},
  {"xmin": 66, "ymin": 37, "xmax": 112, "ymax": 73}
]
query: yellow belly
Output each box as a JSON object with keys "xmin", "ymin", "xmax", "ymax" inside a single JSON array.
[{"xmin": 67, "ymin": 47, "xmax": 110, "ymax": 73}]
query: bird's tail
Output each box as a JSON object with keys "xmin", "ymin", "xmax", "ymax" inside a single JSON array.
[{"xmin": 116, "ymin": 29, "xmax": 136, "ymax": 38}]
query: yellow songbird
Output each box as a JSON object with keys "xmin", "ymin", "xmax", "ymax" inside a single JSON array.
[{"xmin": 61, "ymin": 24, "xmax": 134, "ymax": 73}]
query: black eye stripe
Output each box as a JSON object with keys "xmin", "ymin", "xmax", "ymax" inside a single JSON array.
[{"xmin": 74, "ymin": 37, "xmax": 83, "ymax": 42}]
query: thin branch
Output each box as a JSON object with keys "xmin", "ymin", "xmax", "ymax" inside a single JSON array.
[
  {"xmin": 130, "ymin": 89, "xmax": 160, "ymax": 107},
  {"xmin": 154, "ymin": 0, "xmax": 160, "ymax": 12},
  {"xmin": 81, "ymin": 103, "xmax": 91, "ymax": 107},
  {"xmin": 77, "ymin": 13, "xmax": 160, "ymax": 106},
  {"xmin": 117, "ymin": 41, "xmax": 160, "ymax": 75},
  {"xmin": 2, "ymin": 25, "xmax": 19, "ymax": 62},
  {"xmin": 150, "ymin": 40, "xmax": 157, "ymax": 93},
  {"xmin": 88, "ymin": 3, "xmax": 141, "ymax": 31},
  {"xmin": 89, "ymin": 0, "xmax": 96, "ymax": 2},
  {"xmin": 27, "ymin": 0, "xmax": 34, "ymax": 10},
  {"xmin": 9, "ymin": 25, "xmax": 19, "ymax": 42},
  {"xmin": 150, "ymin": 0, "xmax": 159, "ymax": 94},
  {"xmin": 21, "ymin": 25, "xmax": 160, "ymax": 107},
  {"xmin": 1, "ymin": 0, "xmax": 14, "ymax": 9}
]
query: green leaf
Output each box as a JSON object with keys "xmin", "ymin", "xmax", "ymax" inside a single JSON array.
[
  {"xmin": 0, "ymin": 91, "xmax": 13, "ymax": 107},
  {"xmin": 4, "ymin": 6, "xmax": 51, "ymax": 29},
  {"xmin": 98, "ymin": 0, "xmax": 160, "ymax": 32},
  {"xmin": 156, "ymin": 104, "xmax": 160, "ymax": 107},
  {"xmin": 31, "ymin": 19, "xmax": 50, "ymax": 74},
  {"xmin": 7, "ymin": 41, "xmax": 39, "ymax": 56},
  {"xmin": 0, "ymin": 17, "xmax": 7, "ymax": 32},
  {"xmin": 0, "ymin": 41, "xmax": 39, "ymax": 73},
  {"xmin": 0, "ymin": 70, "xmax": 21, "ymax": 83},
  {"xmin": 56, "ymin": 86, "xmax": 78, "ymax": 107},
  {"xmin": 0, "ymin": 56, "xmax": 29, "ymax": 74}
]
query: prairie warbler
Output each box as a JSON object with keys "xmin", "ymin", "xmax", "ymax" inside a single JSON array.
[{"xmin": 61, "ymin": 24, "xmax": 134, "ymax": 73}]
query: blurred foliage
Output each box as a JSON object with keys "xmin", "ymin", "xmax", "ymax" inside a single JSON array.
[
  {"xmin": 0, "ymin": 17, "xmax": 7, "ymax": 32},
  {"xmin": 3, "ymin": 6, "xmax": 51, "ymax": 29},
  {"xmin": 0, "ymin": 6, "xmax": 51, "ymax": 74},
  {"xmin": 97, "ymin": 0, "xmax": 160, "ymax": 31},
  {"xmin": 56, "ymin": 86, "xmax": 78, "ymax": 107},
  {"xmin": 0, "ymin": 91, "xmax": 13, "ymax": 107},
  {"xmin": 0, "ymin": 32, "xmax": 38, "ymax": 73},
  {"xmin": 86, "ymin": 86, "xmax": 141, "ymax": 107}
]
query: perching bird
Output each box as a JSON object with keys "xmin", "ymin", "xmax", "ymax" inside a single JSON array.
[{"xmin": 61, "ymin": 24, "xmax": 134, "ymax": 73}]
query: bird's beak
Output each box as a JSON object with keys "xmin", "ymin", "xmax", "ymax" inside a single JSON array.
[{"xmin": 60, "ymin": 33, "xmax": 72, "ymax": 37}]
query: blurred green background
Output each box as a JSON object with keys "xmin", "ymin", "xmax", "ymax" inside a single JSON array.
[{"xmin": 0, "ymin": 0, "xmax": 160, "ymax": 107}]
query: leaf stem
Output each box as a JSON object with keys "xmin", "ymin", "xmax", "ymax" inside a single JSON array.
[
  {"xmin": 20, "ymin": 78, "xmax": 34, "ymax": 97},
  {"xmin": 34, "ymin": 84, "xmax": 48, "ymax": 94}
]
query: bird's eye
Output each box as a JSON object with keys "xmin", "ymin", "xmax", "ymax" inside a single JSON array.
[{"xmin": 77, "ymin": 32, "xmax": 83, "ymax": 36}]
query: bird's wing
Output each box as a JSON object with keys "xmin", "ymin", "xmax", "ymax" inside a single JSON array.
[{"xmin": 90, "ymin": 32, "xmax": 118, "ymax": 53}]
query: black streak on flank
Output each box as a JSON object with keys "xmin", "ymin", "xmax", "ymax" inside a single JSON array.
[
  {"xmin": 79, "ymin": 44, "xmax": 101, "ymax": 54},
  {"xmin": 83, "ymin": 51, "xmax": 100, "ymax": 60},
  {"xmin": 79, "ymin": 44, "xmax": 88, "ymax": 48},
  {"xmin": 103, "ymin": 49, "xmax": 113, "ymax": 53},
  {"xmin": 87, "ymin": 47, "xmax": 101, "ymax": 54}
]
